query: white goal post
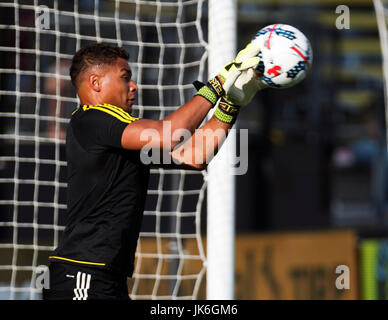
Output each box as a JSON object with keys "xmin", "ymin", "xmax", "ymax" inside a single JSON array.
[
  {"xmin": 0, "ymin": 0, "xmax": 237, "ymax": 300},
  {"xmin": 206, "ymin": 0, "xmax": 236, "ymax": 300}
]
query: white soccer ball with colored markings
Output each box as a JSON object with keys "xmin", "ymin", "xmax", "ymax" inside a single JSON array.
[{"xmin": 252, "ymin": 24, "xmax": 313, "ymax": 89}]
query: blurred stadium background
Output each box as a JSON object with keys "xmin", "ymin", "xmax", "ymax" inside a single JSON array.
[{"xmin": 1, "ymin": 0, "xmax": 388, "ymax": 300}]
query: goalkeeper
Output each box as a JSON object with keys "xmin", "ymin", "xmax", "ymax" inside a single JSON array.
[{"xmin": 43, "ymin": 42, "xmax": 265, "ymax": 300}]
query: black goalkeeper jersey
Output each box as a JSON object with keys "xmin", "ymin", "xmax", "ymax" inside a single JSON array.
[{"xmin": 50, "ymin": 103, "xmax": 150, "ymax": 277}]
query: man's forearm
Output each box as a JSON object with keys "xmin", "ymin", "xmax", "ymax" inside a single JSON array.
[
  {"xmin": 170, "ymin": 116, "xmax": 232, "ymax": 169},
  {"xmin": 163, "ymin": 95, "xmax": 213, "ymax": 144}
]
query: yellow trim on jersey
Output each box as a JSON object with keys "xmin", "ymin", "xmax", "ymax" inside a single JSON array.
[
  {"xmin": 49, "ymin": 256, "xmax": 106, "ymax": 267},
  {"xmin": 82, "ymin": 103, "xmax": 139, "ymax": 124},
  {"xmin": 101, "ymin": 103, "xmax": 137, "ymax": 122},
  {"xmin": 72, "ymin": 107, "xmax": 80, "ymax": 115}
]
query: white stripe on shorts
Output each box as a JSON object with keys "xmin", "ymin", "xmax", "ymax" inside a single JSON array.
[{"xmin": 73, "ymin": 271, "xmax": 91, "ymax": 300}]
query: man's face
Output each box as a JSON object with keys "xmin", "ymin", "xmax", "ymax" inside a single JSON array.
[{"xmin": 99, "ymin": 58, "xmax": 138, "ymax": 112}]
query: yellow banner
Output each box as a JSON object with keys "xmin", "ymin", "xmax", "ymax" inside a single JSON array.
[
  {"xmin": 130, "ymin": 230, "xmax": 358, "ymax": 299},
  {"xmin": 234, "ymin": 230, "xmax": 358, "ymax": 299}
]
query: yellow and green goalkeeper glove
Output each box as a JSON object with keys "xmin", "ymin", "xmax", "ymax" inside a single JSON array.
[
  {"xmin": 224, "ymin": 66, "xmax": 269, "ymax": 107},
  {"xmin": 194, "ymin": 42, "xmax": 268, "ymax": 125},
  {"xmin": 194, "ymin": 42, "xmax": 262, "ymax": 106}
]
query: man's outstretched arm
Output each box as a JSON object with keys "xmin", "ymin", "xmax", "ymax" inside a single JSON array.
[{"xmin": 121, "ymin": 42, "xmax": 264, "ymax": 169}]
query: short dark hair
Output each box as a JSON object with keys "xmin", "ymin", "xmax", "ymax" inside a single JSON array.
[{"xmin": 70, "ymin": 42, "xmax": 130, "ymax": 89}]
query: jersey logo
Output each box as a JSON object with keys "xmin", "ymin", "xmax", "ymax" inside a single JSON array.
[{"xmin": 83, "ymin": 103, "xmax": 139, "ymax": 124}]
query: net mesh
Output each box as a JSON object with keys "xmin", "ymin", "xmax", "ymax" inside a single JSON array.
[{"xmin": 0, "ymin": 0, "xmax": 208, "ymax": 300}]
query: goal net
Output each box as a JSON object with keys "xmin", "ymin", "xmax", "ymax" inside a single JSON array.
[{"xmin": 0, "ymin": 0, "xmax": 209, "ymax": 300}]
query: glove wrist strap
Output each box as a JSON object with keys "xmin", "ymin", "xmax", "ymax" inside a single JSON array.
[
  {"xmin": 196, "ymin": 86, "xmax": 218, "ymax": 105},
  {"xmin": 195, "ymin": 75, "xmax": 225, "ymax": 106},
  {"xmin": 213, "ymin": 97, "xmax": 240, "ymax": 125}
]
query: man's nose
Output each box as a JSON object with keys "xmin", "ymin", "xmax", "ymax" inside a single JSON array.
[{"xmin": 129, "ymin": 80, "xmax": 138, "ymax": 92}]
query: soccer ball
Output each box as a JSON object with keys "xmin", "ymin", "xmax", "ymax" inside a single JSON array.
[{"xmin": 251, "ymin": 24, "xmax": 313, "ymax": 89}]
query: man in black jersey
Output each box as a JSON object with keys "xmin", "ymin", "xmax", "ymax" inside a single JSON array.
[{"xmin": 43, "ymin": 42, "xmax": 263, "ymax": 300}]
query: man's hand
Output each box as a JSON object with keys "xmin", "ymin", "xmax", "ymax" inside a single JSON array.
[
  {"xmin": 223, "ymin": 43, "xmax": 269, "ymax": 107},
  {"xmin": 224, "ymin": 67, "xmax": 268, "ymax": 107},
  {"xmin": 195, "ymin": 43, "xmax": 263, "ymax": 106}
]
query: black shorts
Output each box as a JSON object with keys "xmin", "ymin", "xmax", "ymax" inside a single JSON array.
[{"xmin": 42, "ymin": 262, "xmax": 130, "ymax": 300}]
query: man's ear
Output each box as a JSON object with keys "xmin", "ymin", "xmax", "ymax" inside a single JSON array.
[{"xmin": 88, "ymin": 74, "xmax": 101, "ymax": 92}]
